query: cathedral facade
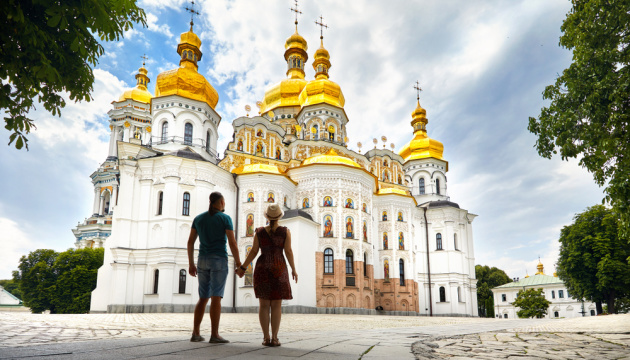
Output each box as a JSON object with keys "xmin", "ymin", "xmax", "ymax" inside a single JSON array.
[{"xmin": 80, "ymin": 18, "xmax": 478, "ymax": 316}]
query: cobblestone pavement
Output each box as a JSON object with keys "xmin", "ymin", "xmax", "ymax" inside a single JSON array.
[{"xmin": 0, "ymin": 312, "xmax": 628, "ymax": 359}]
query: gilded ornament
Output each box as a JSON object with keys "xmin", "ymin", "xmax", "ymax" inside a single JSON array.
[
  {"xmin": 124, "ymin": 121, "xmax": 131, "ymax": 128},
  {"xmin": 268, "ymin": 110, "xmax": 275, "ymax": 118},
  {"xmin": 146, "ymin": 126, "xmax": 152, "ymax": 133},
  {"xmin": 109, "ymin": 125, "xmax": 113, "ymax": 130}
]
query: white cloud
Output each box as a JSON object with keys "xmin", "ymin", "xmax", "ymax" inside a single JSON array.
[
  {"xmin": 146, "ymin": 12, "xmax": 174, "ymax": 39},
  {"xmin": 0, "ymin": 218, "xmax": 46, "ymax": 279},
  {"xmin": 138, "ymin": 0, "xmax": 185, "ymax": 11}
]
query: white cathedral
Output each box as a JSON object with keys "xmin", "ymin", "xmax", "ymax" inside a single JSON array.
[{"xmin": 75, "ymin": 15, "xmax": 479, "ymax": 316}]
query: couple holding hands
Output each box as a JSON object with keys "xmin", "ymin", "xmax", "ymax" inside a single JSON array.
[{"xmin": 187, "ymin": 192, "xmax": 297, "ymax": 347}]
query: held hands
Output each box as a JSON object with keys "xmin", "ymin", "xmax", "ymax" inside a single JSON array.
[
  {"xmin": 235, "ymin": 264, "xmax": 245, "ymax": 278},
  {"xmin": 292, "ymin": 270, "xmax": 298, "ymax": 283}
]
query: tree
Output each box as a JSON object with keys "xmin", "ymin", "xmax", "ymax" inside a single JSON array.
[
  {"xmin": 513, "ymin": 288, "xmax": 552, "ymax": 318},
  {"xmin": 1, "ymin": 0, "xmax": 146, "ymax": 150},
  {"xmin": 475, "ymin": 265, "xmax": 512, "ymax": 317},
  {"xmin": 528, "ymin": 0, "xmax": 630, "ymax": 240},
  {"xmin": 556, "ymin": 205, "xmax": 630, "ymax": 314},
  {"xmin": 13, "ymin": 247, "xmax": 104, "ymax": 313},
  {"xmin": 0, "ymin": 278, "xmax": 22, "ymax": 300},
  {"xmin": 14, "ymin": 249, "xmax": 59, "ymax": 313}
]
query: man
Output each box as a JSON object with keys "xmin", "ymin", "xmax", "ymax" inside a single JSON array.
[{"xmin": 187, "ymin": 191, "xmax": 241, "ymax": 343}]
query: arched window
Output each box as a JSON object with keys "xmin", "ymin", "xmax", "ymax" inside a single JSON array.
[
  {"xmin": 182, "ymin": 192, "xmax": 190, "ymax": 216},
  {"xmin": 551, "ymin": 290, "xmax": 555, "ymax": 299},
  {"xmin": 313, "ymin": 124, "xmax": 319, "ymax": 140},
  {"xmin": 457, "ymin": 286, "xmax": 461, "ymax": 302},
  {"xmin": 439, "ymin": 286, "xmax": 446, "ymax": 302},
  {"xmin": 454, "ymin": 234, "xmax": 458, "ymax": 250},
  {"xmin": 436, "ymin": 233, "xmax": 443, "ymax": 250},
  {"xmin": 178, "ymin": 269, "xmax": 186, "ymax": 294},
  {"xmin": 554, "ymin": 311, "xmax": 559, "ymax": 318},
  {"xmin": 590, "ymin": 310, "xmax": 595, "ymax": 316},
  {"xmin": 184, "ymin": 123, "xmax": 193, "ymax": 145},
  {"xmin": 436, "ymin": 178, "xmax": 441, "ymax": 195},
  {"xmin": 157, "ymin": 191, "xmax": 163, "ymax": 215},
  {"xmin": 153, "ymin": 269, "xmax": 159, "ymax": 294},
  {"xmin": 419, "ymin": 178, "xmax": 425, "ymax": 195},
  {"xmin": 324, "ymin": 248, "xmax": 334, "ymax": 274},
  {"xmin": 345, "ymin": 249, "xmax": 354, "ymax": 274},
  {"xmin": 161, "ymin": 122, "xmax": 168, "ymax": 142},
  {"xmin": 399, "ymin": 259, "xmax": 405, "ymax": 286},
  {"xmin": 363, "ymin": 252, "xmax": 367, "ymax": 277},
  {"xmin": 206, "ymin": 130, "xmax": 211, "ymax": 152}
]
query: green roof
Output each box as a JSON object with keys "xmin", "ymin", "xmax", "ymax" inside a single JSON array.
[{"xmin": 493, "ymin": 274, "xmax": 563, "ymax": 289}]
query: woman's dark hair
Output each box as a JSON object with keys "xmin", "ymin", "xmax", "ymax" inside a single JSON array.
[{"xmin": 209, "ymin": 192, "xmax": 224, "ymax": 215}]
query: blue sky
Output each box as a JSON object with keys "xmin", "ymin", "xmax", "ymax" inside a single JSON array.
[{"xmin": 0, "ymin": 0, "xmax": 605, "ymax": 280}]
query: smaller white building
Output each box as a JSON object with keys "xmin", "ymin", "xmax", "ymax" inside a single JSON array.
[
  {"xmin": 491, "ymin": 261, "xmax": 597, "ymax": 319},
  {"xmin": 0, "ymin": 286, "xmax": 21, "ymax": 306}
]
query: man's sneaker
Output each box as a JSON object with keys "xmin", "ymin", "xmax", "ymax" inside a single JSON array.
[
  {"xmin": 209, "ymin": 336, "xmax": 230, "ymax": 344},
  {"xmin": 190, "ymin": 334, "xmax": 205, "ymax": 342}
]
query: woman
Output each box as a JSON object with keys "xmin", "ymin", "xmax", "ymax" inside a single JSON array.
[{"xmin": 237, "ymin": 204, "xmax": 298, "ymax": 347}]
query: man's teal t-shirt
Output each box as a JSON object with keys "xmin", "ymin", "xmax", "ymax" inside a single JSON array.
[{"xmin": 192, "ymin": 211, "xmax": 233, "ymax": 258}]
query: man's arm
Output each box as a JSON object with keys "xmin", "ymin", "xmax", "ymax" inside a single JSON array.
[
  {"xmin": 226, "ymin": 229, "xmax": 241, "ymax": 268},
  {"xmin": 187, "ymin": 228, "xmax": 198, "ymax": 277}
]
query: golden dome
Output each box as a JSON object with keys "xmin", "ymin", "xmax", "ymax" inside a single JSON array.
[
  {"xmin": 154, "ymin": 28, "xmax": 219, "ymax": 109},
  {"xmin": 298, "ymin": 78, "xmax": 345, "ymax": 108},
  {"xmin": 302, "ymin": 148, "xmax": 360, "ymax": 167},
  {"xmin": 535, "ymin": 260, "xmax": 544, "ymax": 275},
  {"xmin": 259, "ymin": 78, "xmax": 307, "ymax": 114},
  {"xmin": 399, "ymin": 101, "xmax": 444, "ymax": 162},
  {"xmin": 285, "ymin": 30, "xmax": 308, "ymax": 52},
  {"xmin": 118, "ymin": 66, "xmax": 153, "ymax": 103}
]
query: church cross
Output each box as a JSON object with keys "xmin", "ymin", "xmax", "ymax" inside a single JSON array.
[
  {"xmin": 290, "ymin": 0, "xmax": 302, "ymax": 27},
  {"xmin": 315, "ymin": 15, "xmax": 328, "ymax": 40},
  {"xmin": 185, "ymin": 0, "xmax": 200, "ymax": 30},
  {"xmin": 140, "ymin": 54, "xmax": 148, "ymax": 66},
  {"xmin": 413, "ymin": 81, "xmax": 422, "ymax": 102}
]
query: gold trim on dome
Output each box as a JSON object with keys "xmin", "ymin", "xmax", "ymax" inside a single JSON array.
[
  {"xmin": 155, "ymin": 64, "xmax": 219, "ymax": 109},
  {"xmin": 377, "ymin": 188, "xmax": 409, "ymax": 196},
  {"xmin": 301, "ymin": 148, "xmax": 360, "ymax": 167},
  {"xmin": 259, "ymin": 78, "xmax": 307, "ymax": 114},
  {"xmin": 298, "ymin": 78, "xmax": 345, "ymax": 108},
  {"xmin": 233, "ymin": 163, "xmax": 283, "ymax": 175}
]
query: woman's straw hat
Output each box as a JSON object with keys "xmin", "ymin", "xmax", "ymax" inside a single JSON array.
[{"xmin": 264, "ymin": 204, "xmax": 284, "ymax": 220}]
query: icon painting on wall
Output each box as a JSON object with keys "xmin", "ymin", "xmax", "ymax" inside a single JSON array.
[
  {"xmin": 267, "ymin": 192, "xmax": 275, "ymax": 203},
  {"xmin": 302, "ymin": 198, "xmax": 310, "ymax": 208},
  {"xmin": 345, "ymin": 198, "xmax": 354, "ymax": 209},
  {"xmin": 246, "ymin": 214, "xmax": 254, "ymax": 237},
  {"xmin": 345, "ymin": 217, "xmax": 354, "ymax": 238},
  {"xmin": 247, "ymin": 192, "xmax": 254, "ymax": 202},
  {"xmin": 323, "ymin": 215, "xmax": 333, "ymax": 237},
  {"xmin": 323, "ymin": 196, "xmax": 333, "ymax": 207}
]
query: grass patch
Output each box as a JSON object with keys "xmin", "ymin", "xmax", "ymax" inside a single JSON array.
[{"xmin": 358, "ymin": 345, "xmax": 376, "ymax": 360}]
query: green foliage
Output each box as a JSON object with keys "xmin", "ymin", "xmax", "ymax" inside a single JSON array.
[
  {"xmin": 0, "ymin": 279, "xmax": 22, "ymax": 300},
  {"xmin": 475, "ymin": 265, "xmax": 512, "ymax": 317},
  {"xmin": 0, "ymin": 0, "xmax": 146, "ymax": 150},
  {"xmin": 513, "ymin": 288, "xmax": 551, "ymax": 319},
  {"xmin": 557, "ymin": 205, "xmax": 630, "ymax": 313},
  {"xmin": 528, "ymin": 0, "xmax": 630, "ymax": 240},
  {"xmin": 14, "ymin": 248, "xmax": 104, "ymax": 313},
  {"xmin": 485, "ymin": 295, "xmax": 495, "ymax": 318}
]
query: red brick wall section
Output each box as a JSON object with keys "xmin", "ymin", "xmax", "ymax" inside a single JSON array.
[
  {"xmin": 374, "ymin": 278, "xmax": 419, "ymax": 312},
  {"xmin": 315, "ymin": 252, "xmax": 374, "ymax": 309}
]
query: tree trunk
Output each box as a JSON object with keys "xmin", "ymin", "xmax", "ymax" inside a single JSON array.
[
  {"xmin": 607, "ymin": 290, "xmax": 616, "ymax": 314},
  {"xmin": 596, "ymin": 301, "xmax": 603, "ymax": 314}
]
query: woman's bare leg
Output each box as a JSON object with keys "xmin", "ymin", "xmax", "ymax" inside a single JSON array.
[
  {"xmin": 258, "ymin": 299, "xmax": 271, "ymax": 341},
  {"xmin": 270, "ymin": 300, "xmax": 282, "ymax": 341}
]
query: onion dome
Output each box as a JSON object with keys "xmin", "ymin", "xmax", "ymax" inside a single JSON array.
[
  {"xmin": 535, "ymin": 260, "xmax": 544, "ymax": 275},
  {"xmin": 118, "ymin": 65, "xmax": 153, "ymax": 103},
  {"xmin": 302, "ymin": 148, "xmax": 360, "ymax": 167},
  {"xmin": 298, "ymin": 38, "xmax": 345, "ymax": 108},
  {"xmin": 399, "ymin": 101, "xmax": 444, "ymax": 161},
  {"xmin": 259, "ymin": 26, "xmax": 309, "ymax": 114},
  {"xmin": 155, "ymin": 28, "xmax": 219, "ymax": 109}
]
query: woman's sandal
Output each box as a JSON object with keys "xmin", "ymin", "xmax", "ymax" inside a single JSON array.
[
  {"xmin": 262, "ymin": 338, "xmax": 272, "ymax": 346},
  {"xmin": 271, "ymin": 338, "xmax": 281, "ymax": 347}
]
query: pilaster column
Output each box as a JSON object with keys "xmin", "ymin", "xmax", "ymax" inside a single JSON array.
[
  {"xmin": 111, "ymin": 185, "xmax": 118, "ymax": 208},
  {"xmin": 99, "ymin": 195, "xmax": 105, "ymax": 215},
  {"xmin": 108, "ymin": 125, "xmax": 117, "ymax": 158},
  {"xmin": 93, "ymin": 188, "xmax": 101, "ymax": 215}
]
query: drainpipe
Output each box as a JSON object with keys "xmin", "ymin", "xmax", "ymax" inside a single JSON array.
[
  {"xmin": 232, "ymin": 173, "xmax": 240, "ymax": 313},
  {"xmin": 421, "ymin": 203, "xmax": 433, "ymax": 316}
]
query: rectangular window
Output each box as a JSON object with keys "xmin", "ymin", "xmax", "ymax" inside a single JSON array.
[
  {"xmin": 552, "ymin": 290, "xmax": 555, "ymax": 299},
  {"xmin": 502, "ymin": 294, "xmax": 506, "ymax": 302},
  {"xmin": 559, "ymin": 290, "xmax": 564, "ymax": 298}
]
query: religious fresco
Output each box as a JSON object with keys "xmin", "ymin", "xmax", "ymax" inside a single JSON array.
[
  {"xmin": 383, "ymin": 232, "xmax": 388, "ymax": 249},
  {"xmin": 247, "ymin": 192, "xmax": 254, "ymax": 202},
  {"xmin": 323, "ymin": 215, "xmax": 333, "ymax": 237},
  {"xmin": 363, "ymin": 220, "xmax": 367, "ymax": 242},
  {"xmin": 384, "ymin": 259, "xmax": 390, "ymax": 281},
  {"xmin": 256, "ymin": 129, "xmax": 264, "ymax": 137},
  {"xmin": 362, "ymin": 203, "xmax": 367, "ymax": 212},
  {"xmin": 323, "ymin": 196, "xmax": 333, "ymax": 207},
  {"xmin": 246, "ymin": 214, "xmax": 254, "ymax": 236},
  {"xmin": 283, "ymin": 196, "xmax": 287, "ymax": 207},
  {"xmin": 399, "ymin": 232, "xmax": 404, "ymax": 250},
  {"xmin": 345, "ymin": 198, "xmax": 354, "ymax": 209},
  {"xmin": 255, "ymin": 142, "xmax": 265, "ymax": 155},
  {"xmin": 345, "ymin": 217, "xmax": 354, "ymax": 238},
  {"xmin": 302, "ymin": 198, "xmax": 310, "ymax": 208},
  {"xmin": 398, "ymin": 212, "xmax": 403, "ymax": 222},
  {"xmin": 382, "ymin": 170, "xmax": 390, "ymax": 182},
  {"xmin": 244, "ymin": 246, "xmax": 253, "ymax": 286},
  {"xmin": 383, "ymin": 159, "xmax": 388, "ymax": 167},
  {"xmin": 267, "ymin": 192, "xmax": 275, "ymax": 203},
  {"xmin": 398, "ymin": 175, "xmax": 403, "ymax": 184},
  {"xmin": 382, "ymin": 211, "xmax": 387, "ymax": 221},
  {"xmin": 275, "ymin": 147, "xmax": 282, "ymax": 160},
  {"xmin": 237, "ymin": 139, "xmax": 243, "ymax": 151}
]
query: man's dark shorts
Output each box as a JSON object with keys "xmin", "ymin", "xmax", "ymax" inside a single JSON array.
[{"xmin": 197, "ymin": 255, "xmax": 228, "ymax": 298}]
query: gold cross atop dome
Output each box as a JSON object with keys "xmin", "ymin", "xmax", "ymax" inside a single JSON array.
[
  {"xmin": 414, "ymin": 81, "xmax": 422, "ymax": 102},
  {"xmin": 290, "ymin": 0, "xmax": 302, "ymax": 28},
  {"xmin": 185, "ymin": 0, "xmax": 200, "ymax": 31},
  {"xmin": 315, "ymin": 15, "xmax": 328, "ymax": 40},
  {"xmin": 140, "ymin": 54, "xmax": 148, "ymax": 67}
]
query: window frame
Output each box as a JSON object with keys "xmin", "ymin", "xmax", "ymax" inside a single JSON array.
[
  {"xmin": 161, "ymin": 121, "xmax": 168, "ymax": 142},
  {"xmin": 399, "ymin": 259, "xmax": 405, "ymax": 286},
  {"xmin": 436, "ymin": 233, "xmax": 443, "ymax": 250},
  {"xmin": 345, "ymin": 249, "xmax": 354, "ymax": 275},
  {"xmin": 439, "ymin": 286, "xmax": 446, "ymax": 302},
  {"xmin": 324, "ymin": 248, "xmax": 334, "ymax": 274},
  {"xmin": 157, "ymin": 191, "xmax": 163, "ymax": 215},
  {"xmin": 178, "ymin": 269, "xmax": 186, "ymax": 294},
  {"xmin": 184, "ymin": 122, "xmax": 193, "ymax": 145},
  {"xmin": 436, "ymin": 178, "xmax": 441, "ymax": 195},
  {"xmin": 419, "ymin": 178, "xmax": 425, "ymax": 195},
  {"xmin": 153, "ymin": 269, "xmax": 159, "ymax": 294},
  {"xmin": 182, "ymin": 192, "xmax": 191, "ymax": 216}
]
